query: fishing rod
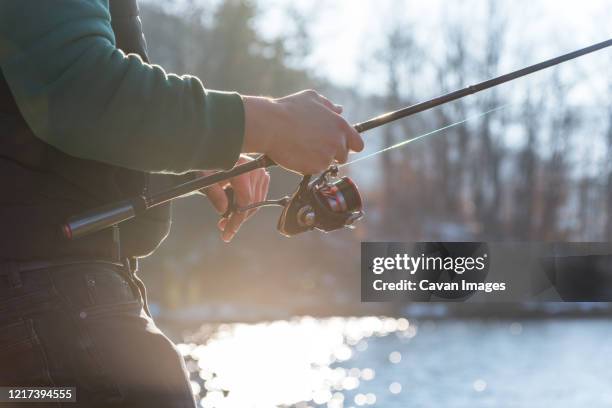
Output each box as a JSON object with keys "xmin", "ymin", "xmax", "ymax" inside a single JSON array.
[{"xmin": 63, "ymin": 38, "xmax": 612, "ymax": 240}]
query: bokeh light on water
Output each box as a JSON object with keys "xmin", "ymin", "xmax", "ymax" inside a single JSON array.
[
  {"xmin": 178, "ymin": 316, "xmax": 408, "ymax": 407},
  {"xmin": 177, "ymin": 318, "xmax": 612, "ymax": 407}
]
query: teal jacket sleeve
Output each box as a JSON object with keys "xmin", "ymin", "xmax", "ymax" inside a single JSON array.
[{"xmin": 0, "ymin": 0, "xmax": 244, "ymax": 173}]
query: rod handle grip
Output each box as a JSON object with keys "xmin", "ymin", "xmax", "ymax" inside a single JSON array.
[{"xmin": 62, "ymin": 198, "xmax": 145, "ymax": 240}]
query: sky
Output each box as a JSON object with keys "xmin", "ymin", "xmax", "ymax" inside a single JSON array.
[
  {"xmin": 254, "ymin": 0, "xmax": 611, "ymax": 95},
  {"xmin": 147, "ymin": 0, "xmax": 610, "ymax": 98},
  {"xmin": 250, "ymin": 0, "xmax": 612, "ymax": 179},
  {"xmin": 146, "ymin": 0, "xmax": 611, "ymax": 180}
]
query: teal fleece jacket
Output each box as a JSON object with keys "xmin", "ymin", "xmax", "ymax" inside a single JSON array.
[{"xmin": 0, "ymin": 0, "xmax": 244, "ymax": 173}]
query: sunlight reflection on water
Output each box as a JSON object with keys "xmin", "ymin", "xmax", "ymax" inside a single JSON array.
[
  {"xmin": 178, "ymin": 316, "xmax": 410, "ymax": 407},
  {"xmin": 178, "ymin": 317, "xmax": 612, "ymax": 408}
]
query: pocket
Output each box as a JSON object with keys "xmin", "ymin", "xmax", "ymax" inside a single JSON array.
[
  {"xmin": 51, "ymin": 263, "xmax": 138, "ymax": 313},
  {"xmin": 0, "ymin": 319, "xmax": 52, "ymax": 386},
  {"xmin": 79, "ymin": 299, "xmax": 143, "ymax": 320},
  {"xmin": 83, "ymin": 268, "xmax": 137, "ymax": 307}
]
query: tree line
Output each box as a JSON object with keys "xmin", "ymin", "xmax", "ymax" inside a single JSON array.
[{"xmin": 137, "ymin": 0, "xmax": 612, "ymax": 317}]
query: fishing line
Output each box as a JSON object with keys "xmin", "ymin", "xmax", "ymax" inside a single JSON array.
[{"xmin": 341, "ymin": 104, "xmax": 509, "ymax": 168}]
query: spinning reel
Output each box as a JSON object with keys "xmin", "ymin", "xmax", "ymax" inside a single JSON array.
[
  {"xmin": 223, "ymin": 166, "xmax": 364, "ymax": 237},
  {"xmin": 279, "ymin": 167, "xmax": 363, "ymax": 236}
]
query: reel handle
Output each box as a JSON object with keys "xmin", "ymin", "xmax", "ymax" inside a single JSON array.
[{"xmin": 221, "ymin": 187, "xmax": 236, "ymax": 219}]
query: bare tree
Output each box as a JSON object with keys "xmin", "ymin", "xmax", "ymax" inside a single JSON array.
[
  {"xmin": 471, "ymin": 0, "xmax": 507, "ymax": 237},
  {"xmin": 538, "ymin": 73, "xmax": 577, "ymax": 240},
  {"xmin": 375, "ymin": 22, "xmax": 421, "ymax": 234},
  {"xmin": 437, "ymin": 20, "xmax": 471, "ymax": 217},
  {"xmin": 605, "ymin": 80, "xmax": 612, "ymax": 241},
  {"xmin": 512, "ymin": 91, "xmax": 543, "ymax": 239}
]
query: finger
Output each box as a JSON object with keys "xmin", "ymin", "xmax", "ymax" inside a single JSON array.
[
  {"xmin": 334, "ymin": 137, "xmax": 349, "ymax": 164},
  {"xmin": 204, "ymin": 183, "xmax": 229, "ymax": 214},
  {"xmin": 344, "ymin": 122, "xmax": 364, "ymax": 152},
  {"xmin": 231, "ymin": 174, "xmax": 253, "ymax": 207},
  {"xmin": 261, "ymin": 171, "xmax": 271, "ymax": 210},
  {"xmin": 246, "ymin": 171, "xmax": 262, "ymax": 219},
  {"xmin": 222, "ymin": 211, "xmax": 247, "ymax": 242},
  {"xmin": 248, "ymin": 170, "xmax": 270, "ymax": 218},
  {"xmin": 316, "ymin": 93, "xmax": 343, "ymax": 114},
  {"xmin": 222, "ymin": 175, "xmax": 252, "ymax": 242},
  {"xmin": 262, "ymin": 171, "xmax": 270, "ymax": 199},
  {"xmin": 218, "ymin": 217, "xmax": 227, "ymax": 231},
  {"xmin": 243, "ymin": 172, "xmax": 258, "ymax": 219}
]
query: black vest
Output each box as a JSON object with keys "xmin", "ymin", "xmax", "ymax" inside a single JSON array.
[{"xmin": 0, "ymin": 0, "xmax": 172, "ymax": 260}]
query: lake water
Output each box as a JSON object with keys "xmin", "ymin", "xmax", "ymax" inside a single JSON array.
[{"xmin": 178, "ymin": 317, "xmax": 612, "ymax": 407}]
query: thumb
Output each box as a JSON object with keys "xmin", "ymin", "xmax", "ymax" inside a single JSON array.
[{"xmin": 204, "ymin": 183, "xmax": 229, "ymax": 214}]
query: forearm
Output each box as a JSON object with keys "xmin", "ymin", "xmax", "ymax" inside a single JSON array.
[
  {"xmin": 241, "ymin": 96, "xmax": 278, "ymax": 154},
  {"xmin": 0, "ymin": 0, "xmax": 244, "ymax": 173}
]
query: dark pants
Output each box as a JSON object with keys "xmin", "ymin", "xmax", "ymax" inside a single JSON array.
[{"xmin": 0, "ymin": 260, "xmax": 196, "ymax": 408}]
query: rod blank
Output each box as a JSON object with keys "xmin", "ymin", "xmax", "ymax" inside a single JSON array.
[{"xmin": 353, "ymin": 38, "xmax": 612, "ymax": 133}]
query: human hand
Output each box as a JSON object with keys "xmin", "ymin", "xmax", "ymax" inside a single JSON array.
[
  {"xmin": 241, "ymin": 90, "xmax": 364, "ymax": 174},
  {"xmin": 200, "ymin": 155, "xmax": 270, "ymax": 242}
]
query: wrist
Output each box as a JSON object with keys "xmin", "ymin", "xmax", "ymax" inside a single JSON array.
[{"xmin": 242, "ymin": 96, "xmax": 281, "ymax": 154}]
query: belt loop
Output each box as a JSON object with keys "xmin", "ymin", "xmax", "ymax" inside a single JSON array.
[
  {"xmin": 123, "ymin": 257, "xmax": 138, "ymax": 276},
  {"xmin": 129, "ymin": 257, "xmax": 139, "ymax": 274},
  {"xmin": 6, "ymin": 261, "xmax": 23, "ymax": 288},
  {"xmin": 122, "ymin": 256, "xmax": 151, "ymax": 318}
]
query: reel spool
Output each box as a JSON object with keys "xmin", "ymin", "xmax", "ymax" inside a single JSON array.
[{"xmin": 277, "ymin": 166, "xmax": 364, "ymax": 237}]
